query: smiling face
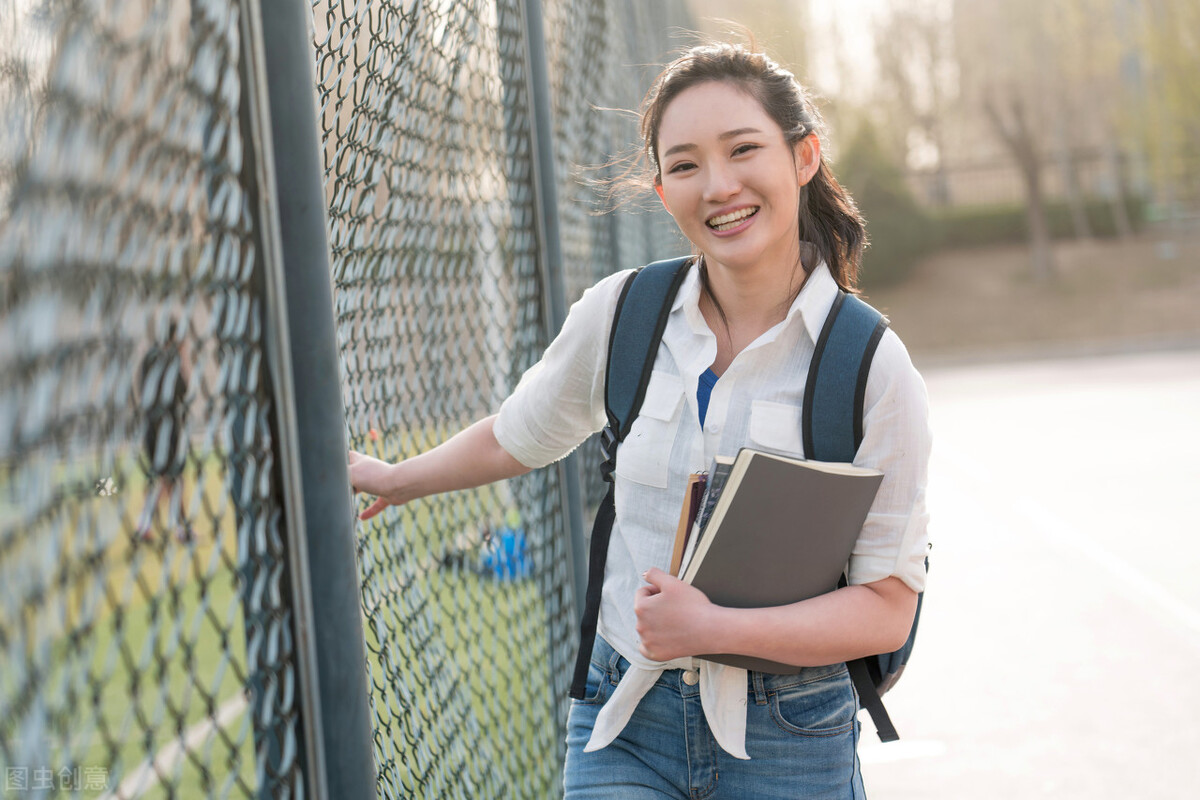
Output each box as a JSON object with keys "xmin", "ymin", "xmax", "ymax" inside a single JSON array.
[{"xmin": 653, "ymin": 80, "xmax": 819, "ymax": 278}]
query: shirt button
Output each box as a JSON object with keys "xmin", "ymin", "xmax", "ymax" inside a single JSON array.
[
  {"xmin": 707, "ymin": 423, "xmax": 720, "ymax": 435},
  {"xmin": 682, "ymin": 669, "xmax": 699, "ymax": 686}
]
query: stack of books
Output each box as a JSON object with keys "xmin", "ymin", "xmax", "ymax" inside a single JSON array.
[{"xmin": 668, "ymin": 448, "xmax": 884, "ymax": 672}]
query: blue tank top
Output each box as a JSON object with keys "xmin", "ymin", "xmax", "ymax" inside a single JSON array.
[{"xmin": 696, "ymin": 367, "xmax": 719, "ymax": 427}]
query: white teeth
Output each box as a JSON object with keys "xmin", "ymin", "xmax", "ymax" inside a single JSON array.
[{"xmin": 707, "ymin": 207, "xmax": 758, "ymax": 230}]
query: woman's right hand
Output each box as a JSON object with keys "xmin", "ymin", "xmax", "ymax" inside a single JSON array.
[
  {"xmin": 348, "ymin": 450, "xmax": 402, "ymax": 520},
  {"xmin": 347, "ymin": 415, "xmax": 531, "ymax": 522}
]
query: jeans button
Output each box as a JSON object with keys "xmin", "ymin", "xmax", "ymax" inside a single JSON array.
[{"xmin": 682, "ymin": 669, "xmax": 699, "ymax": 686}]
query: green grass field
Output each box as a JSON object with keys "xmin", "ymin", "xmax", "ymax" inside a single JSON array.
[
  {"xmin": 4, "ymin": 449, "xmax": 271, "ymax": 798},
  {"xmin": 4, "ymin": 440, "xmax": 565, "ymax": 798}
]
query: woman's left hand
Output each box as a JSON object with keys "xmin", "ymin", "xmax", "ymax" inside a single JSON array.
[{"xmin": 634, "ymin": 568, "xmax": 716, "ymax": 662}]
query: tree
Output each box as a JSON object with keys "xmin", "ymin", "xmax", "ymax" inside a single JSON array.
[
  {"xmin": 952, "ymin": 0, "xmax": 1061, "ymax": 280},
  {"xmin": 870, "ymin": 0, "xmax": 956, "ymax": 206},
  {"xmin": 838, "ymin": 122, "xmax": 932, "ymax": 288},
  {"xmin": 1132, "ymin": 0, "xmax": 1200, "ymax": 224},
  {"xmin": 981, "ymin": 94, "xmax": 1055, "ymax": 280},
  {"xmin": 1051, "ymin": 0, "xmax": 1144, "ymax": 242}
]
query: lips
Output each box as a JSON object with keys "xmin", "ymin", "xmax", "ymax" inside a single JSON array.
[{"xmin": 706, "ymin": 206, "xmax": 759, "ymax": 232}]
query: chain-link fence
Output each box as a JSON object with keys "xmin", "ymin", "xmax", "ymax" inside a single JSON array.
[
  {"xmin": 3, "ymin": 0, "xmax": 690, "ymax": 796},
  {"xmin": 1, "ymin": 1, "xmax": 303, "ymax": 797},
  {"xmin": 539, "ymin": 0, "xmax": 690, "ymax": 509},
  {"xmin": 317, "ymin": 0, "xmax": 688, "ymax": 796}
]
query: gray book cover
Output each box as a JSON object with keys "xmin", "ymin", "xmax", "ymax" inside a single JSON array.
[{"xmin": 681, "ymin": 448, "xmax": 884, "ymax": 674}]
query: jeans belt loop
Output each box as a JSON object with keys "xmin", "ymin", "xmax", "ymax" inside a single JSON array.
[
  {"xmin": 607, "ymin": 643, "xmax": 624, "ymax": 686},
  {"xmin": 751, "ymin": 670, "xmax": 768, "ymax": 705}
]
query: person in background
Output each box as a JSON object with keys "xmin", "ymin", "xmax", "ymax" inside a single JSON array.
[{"xmin": 135, "ymin": 315, "xmax": 193, "ymax": 543}]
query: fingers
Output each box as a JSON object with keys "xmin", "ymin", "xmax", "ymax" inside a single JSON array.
[
  {"xmin": 359, "ymin": 497, "xmax": 390, "ymax": 521},
  {"xmin": 642, "ymin": 567, "xmax": 671, "ymax": 590},
  {"xmin": 347, "ymin": 450, "xmax": 382, "ymax": 495},
  {"xmin": 348, "ymin": 449, "xmax": 383, "ymax": 468}
]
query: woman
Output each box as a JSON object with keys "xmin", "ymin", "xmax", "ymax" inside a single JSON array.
[{"xmin": 350, "ymin": 41, "xmax": 930, "ymax": 799}]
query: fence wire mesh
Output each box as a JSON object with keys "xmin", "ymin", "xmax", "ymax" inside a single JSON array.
[
  {"xmin": 1, "ymin": 1, "xmax": 303, "ymax": 797},
  {"xmin": 3, "ymin": 0, "xmax": 691, "ymax": 795},
  {"xmin": 539, "ymin": 0, "xmax": 689, "ymax": 509},
  {"xmin": 315, "ymin": 0, "xmax": 687, "ymax": 797}
]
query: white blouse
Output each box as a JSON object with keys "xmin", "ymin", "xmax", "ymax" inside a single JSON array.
[{"xmin": 495, "ymin": 260, "xmax": 932, "ymax": 759}]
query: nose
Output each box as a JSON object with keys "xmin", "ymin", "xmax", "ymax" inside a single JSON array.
[{"xmin": 702, "ymin": 161, "xmax": 741, "ymax": 203}]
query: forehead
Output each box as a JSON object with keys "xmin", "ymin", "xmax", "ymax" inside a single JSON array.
[{"xmin": 657, "ymin": 81, "xmax": 779, "ymax": 148}]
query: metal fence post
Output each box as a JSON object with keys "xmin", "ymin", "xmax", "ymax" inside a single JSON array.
[
  {"xmin": 241, "ymin": 2, "xmax": 378, "ymax": 797},
  {"xmin": 518, "ymin": 0, "xmax": 590, "ymax": 624}
]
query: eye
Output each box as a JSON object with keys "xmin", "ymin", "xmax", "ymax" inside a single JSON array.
[
  {"xmin": 732, "ymin": 143, "xmax": 760, "ymax": 157},
  {"xmin": 667, "ymin": 161, "xmax": 696, "ymax": 175}
]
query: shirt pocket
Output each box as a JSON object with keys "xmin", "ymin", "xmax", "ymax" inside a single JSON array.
[
  {"xmin": 748, "ymin": 399, "xmax": 805, "ymax": 459},
  {"xmin": 614, "ymin": 371, "xmax": 684, "ymax": 489}
]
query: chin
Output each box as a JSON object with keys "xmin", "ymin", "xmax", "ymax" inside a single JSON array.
[{"xmin": 701, "ymin": 242, "xmax": 768, "ymax": 271}]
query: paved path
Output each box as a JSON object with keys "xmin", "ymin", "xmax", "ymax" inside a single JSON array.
[{"xmin": 859, "ymin": 349, "xmax": 1200, "ymax": 798}]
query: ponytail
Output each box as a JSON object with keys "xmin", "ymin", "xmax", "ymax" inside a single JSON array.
[{"xmin": 799, "ymin": 161, "xmax": 866, "ymax": 291}]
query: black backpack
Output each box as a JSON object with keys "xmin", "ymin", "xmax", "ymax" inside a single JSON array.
[{"xmin": 567, "ymin": 255, "xmax": 923, "ymax": 742}]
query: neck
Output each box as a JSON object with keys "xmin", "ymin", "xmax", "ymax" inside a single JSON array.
[
  {"xmin": 702, "ymin": 247, "xmax": 807, "ymax": 329},
  {"xmin": 699, "ymin": 249, "xmax": 808, "ymax": 369}
]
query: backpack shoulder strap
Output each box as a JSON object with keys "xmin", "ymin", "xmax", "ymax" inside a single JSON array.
[
  {"xmin": 605, "ymin": 256, "xmax": 695, "ymax": 438},
  {"xmin": 802, "ymin": 291, "xmax": 889, "ymax": 463},
  {"xmin": 803, "ymin": 291, "xmax": 901, "ymax": 742},
  {"xmin": 569, "ymin": 254, "xmax": 692, "ymax": 700}
]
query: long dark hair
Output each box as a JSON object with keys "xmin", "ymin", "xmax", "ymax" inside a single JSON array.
[{"xmin": 639, "ymin": 42, "xmax": 867, "ymax": 292}]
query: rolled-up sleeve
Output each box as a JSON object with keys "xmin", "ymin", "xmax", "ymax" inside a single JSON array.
[
  {"xmin": 848, "ymin": 330, "xmax": 932, "ymax": 592},
  {"xmin": 493, "ymin": 270, "xmax": 632, "ymax": 468}
]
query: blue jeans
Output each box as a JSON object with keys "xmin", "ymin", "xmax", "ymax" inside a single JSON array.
[{"xmin": 564, "ymin": 638, "xmax": 865, "ymax": 799}]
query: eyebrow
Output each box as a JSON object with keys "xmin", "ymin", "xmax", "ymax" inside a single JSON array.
[{"xmin": 661, "ymin": 128, "xmax": 764, "ymax": 159}]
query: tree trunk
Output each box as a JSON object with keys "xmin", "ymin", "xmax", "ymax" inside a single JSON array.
[
  {"xmin": 1058, "ymin": 142, "xmax": 1094, "ymax": 241},
  {"xmin": 985, "ymin": 94, "xmax": 1056, "ymax": 281},
  {"xmin": 1022, "ymin": 162, "xmax": 1056, "ymax": 282},
  {"xmin": 1105, "ymin": 141, "xmax": 1134, "ymax": 240}
]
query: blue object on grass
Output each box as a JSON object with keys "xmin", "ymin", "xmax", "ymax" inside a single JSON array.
[{"xmin": 481, "ymin": 510, "xmax": 531, "ymax": 580}]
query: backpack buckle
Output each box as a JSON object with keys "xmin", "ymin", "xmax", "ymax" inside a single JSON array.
[{"xmin": 599, "ymin": 424, "xmax": 619, "ymax": 483}]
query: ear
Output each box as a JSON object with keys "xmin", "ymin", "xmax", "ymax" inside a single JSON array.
[
  {"xmin": 654, "ymin": 180, "xmax": 671, "ymax": 213},
  {"xmin": 793, "ymin": 134, "xmax": 821, "ymax": 186}
]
